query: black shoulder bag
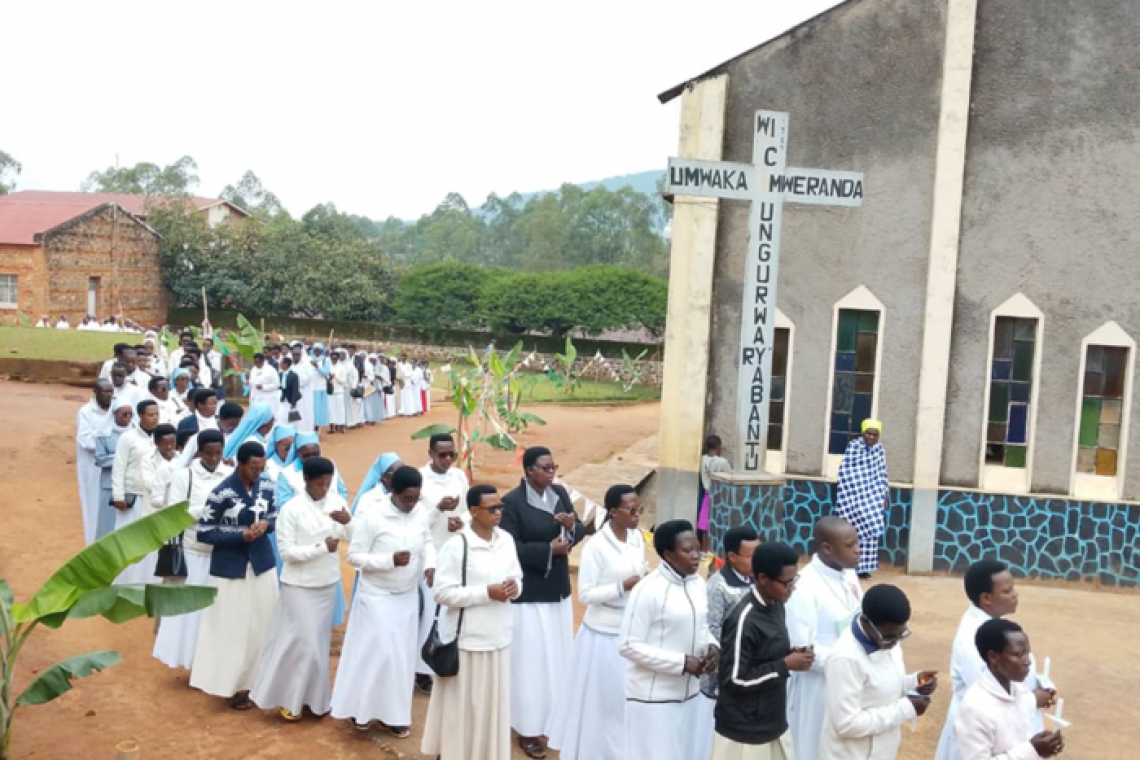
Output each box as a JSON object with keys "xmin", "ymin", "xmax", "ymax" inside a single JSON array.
[
  {"xmin": 420, "ymin": 535, "xmax": 467, "ymax": 677},
  {"xmin": 155, "ymin": 470, "xmax": 190, "ymax": 578}
]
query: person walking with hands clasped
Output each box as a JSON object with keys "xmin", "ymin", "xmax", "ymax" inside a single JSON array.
[{"xmin": 421, "ymin": 484, "xmax": 524, "ymax": 760}]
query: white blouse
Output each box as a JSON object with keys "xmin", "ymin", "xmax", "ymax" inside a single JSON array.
[
  {"xmin": 277, "ymin": 488, "xmax": 352, "ymax": 588},
  {"xmin": 433, "ymin": 526, "xmax": 523, "ymax": 651},
  {"xmin": 347, "ymin": 496, "xmax": 435, "ymax": 594},
  {"xmin": 578, "ymin": 522, "xmax": 647, "ymax": 635}
]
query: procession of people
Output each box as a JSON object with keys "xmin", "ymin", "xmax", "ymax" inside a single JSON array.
[{"xmin": 68, "ymin": 330, "xmax": 1066, "ymax": 760}]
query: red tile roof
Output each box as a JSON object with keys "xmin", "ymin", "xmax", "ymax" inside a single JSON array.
[{"xmin": 0, "ymin": 191, "xmax": 246, "ymax": 245}]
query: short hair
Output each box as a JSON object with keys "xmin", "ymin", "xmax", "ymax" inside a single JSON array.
[
  {"xmin": 724, "ymin": 525, "xmax": 760, "ymax": 557},
  {"xmin": 975, "ymin": 618, "xmax": 1024, "ymax": 661},
  {"xmin": 111, "ymin": 362, "xmax": 128, "ymax": 373},
  {"xmin": 179, "ymin": 330, "xmax": 193, "ymax": 340},
  {"xmin": 862, "ymin": 584, "xmax": 912, "ymax": 627},
  {"xmin": 704, "ymin": 434, "xmax": 722, "ymax": 453},
  {"xmin": 192, "ymin": 389, "xmax": 216, "ymax": 407},
  {"xmin": 236, "ymin": 441, "xmax": 266, "ymax": 463},
  {"xmin": 390, "ymin": 465, "xmax": 423, "ymax": 494},
  {"xmin": 254, "ymin": 352, "xmax": 265, "ymax": 361},
  {"xmin": 653, "ymin": 519, "xmax": 694, "ymax": 558},
  {"xmin": 467, "ymin": 484, "xmax": 497, "ymax": 508},
  {"xmin": 280, "ymin": 356, "xmax": 293, "ymax": 368},
  {"xmin": 197, "ymin": 429, "xmax": 224, "ymax": 448},
  {"xmin": 113, "ymin": 342, "xmax": 131, "ymax": 355},
  {"xmin": 152, "ymin": 423, "xmax": 177, "ymax": 441},
  {"xmin": 604, "ymin": 484, "xmax": 636, "ymax": 510},
  {"xmin": 176, "ymin": 429, "xmax": 196, "ymax": 449},
  {"xmin": 429, "ymin": 433, "xmax": 455, "ymax": 450},
  {"xmin": 523, "ymin": 446, "xmax": 552, "ymax": 470},
  {"xmin": 751, "ymin": 541, "xmax": 798, "ymax": 580},
  {"xmin": 180, "ymin": 357, "xmax": 198, "ymax": 368},
  {"xmin": 136, "ymin": 399, "xmax": 157, "ymax": 415},
  {"xmin": 219, "ymin": 402, "xmax": 244, "ymax": 421},
  {"xmin": 302, "ymin": 456, "xmax": 336, "ymax": 480},
  {"xmin": 147, "ymin": 376, "xmax": 166, "ymax": 392},
  {"xmin": 965, "ymin": 559, "xmax": 1009, "ymax": 606}
]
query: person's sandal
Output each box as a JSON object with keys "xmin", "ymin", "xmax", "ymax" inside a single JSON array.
[
  {"xmin": 280, "ymin": 708, "xmax": 301, "ymax": 722},
  {"xmin": 518, "ymin": 738, "xmax": 546, "ymax": 758},
  {"xmin": 387, "ymin": 725, "xmax": 411, "ymax": 739},
  {"xmin": 351, "ymin": 719, "xmax": 372, "ymax": 732},
  {"xmin": 228, "ymin": 693, "xmax": 253, "ymax": 711}
]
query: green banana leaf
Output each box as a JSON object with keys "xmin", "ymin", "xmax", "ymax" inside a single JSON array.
[
  {"xmin": 11, "ymin": 504, "xmax": 195, "ymax": 625},
  {"xmin": 16, "ymin": 651, "xmax": 122, "ymax": 706},
  {"xmin": 66, "ymin": 583, "xmax": 216, "ymax": 625},
  {"xmin": 518, "ymin": 412, "xmax": 547, "ymax": 427},
  {"xmin": 1, "ymin": 578, "xmax": 12, "ymax": 617},
  {"xmin": 411, "ymin": 423, "xmax": 457, "ymax": 440}
]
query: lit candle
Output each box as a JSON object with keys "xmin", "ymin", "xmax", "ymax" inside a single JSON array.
[
  {"xmin": 1043, "ymin": 656, "xmax": 1051, "ymax": 681},
  {"xmin": 1054, "ymin": 698, "xmax": 1064, "ymax": 722}
]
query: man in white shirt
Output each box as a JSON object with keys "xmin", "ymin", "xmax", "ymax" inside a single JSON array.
[
  {"xmin": 955, "ymin": 619, "xmax": 1063, "ymax": 760},
  {"xmin": 248, "ymin": 352, "xmax": 281, "ymax": 418},
  {"xmin": 785, "ymin": 517, "xmax": 864, "ymax": 760},
  {"xmin": 250, "ymin": 456, "xmax": 352, "ymax": 721},
  {"xmin": 331, "ymin": 466, "xmax": 436, "ymax": 737},
  {"xmin": 167, "ymin": 331, "xmax": 194, "ymax": 375},
  {"xmin": 935, "ymin": 559, "xmax": 1053, "ymax": 760},
  {"xmin": 99, "ymin": 343, "xmax": 133, "ymax": 380},
  {"xmin": 76, "ymin": 379, "xmax": 114, "ymax": 545},
  {"xmin": 415, "ymin": 433, "xmax": 470, "ymax": 693},
  {"xmin": 147, "ymin": 376, "xmax": 188, "ymax": 426}
]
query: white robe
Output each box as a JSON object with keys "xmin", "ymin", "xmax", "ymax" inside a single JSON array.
[
  {"xmin": 248, "ymin": 364, "xmax": 281, "ymax": 416},
  {"xmin": 934, "ymin": 606, "xmax": 1042, "ymax": 760},
  {"xmin": 785, "ymin": 555, "xmax": 864, "ymax": 760},
  {"xmin": 76, "ymin": 400, "xmax": 110, "ymax": 546},
  {"xmin": 954, "ymin": 669, "xmax": 1040, "ymax": 760},
  {"xmin": 399, "ymin": 362, "xmax": 420, "ymax": 415},
  {"xmin": 294, "ymin": 356, "xmax": 316, "ymax": 433}
]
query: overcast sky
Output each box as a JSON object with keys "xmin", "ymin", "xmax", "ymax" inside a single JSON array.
[{"xmin": 0, "ymin": 0, "xmax": 840, "ymax": 220}]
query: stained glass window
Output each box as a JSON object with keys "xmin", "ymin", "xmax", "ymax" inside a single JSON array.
[
  {"xmin": 829, "ymin": 309, "xmax": 879, "ymax": 454},
  {"xmin": 985, "ymin": 317, "xmax": 1036, "ymax": 468},
  {"xmin": 767, "ymin": 328, "xmax": 790, "ymax": 451},
  {"xmin": 1077, "ymin": 345, "xmax": 1128, "ymax": 476}
]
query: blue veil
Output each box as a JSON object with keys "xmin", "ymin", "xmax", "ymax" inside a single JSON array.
[
  {"xmin": 222, "ymin": 402, "xmax": 275, "ymax": 460},
  {"xmin": 351, "ymin": 451, "xmax": 402, "ymax": 515},
  {"xmin": 266, "ymin": 424, "xmax": 297, "ymax": 467}
]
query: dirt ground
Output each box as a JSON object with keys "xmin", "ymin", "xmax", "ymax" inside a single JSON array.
[{"xmin": 1, "ymin": 380, "xmax": 1137, "ymax": 759}]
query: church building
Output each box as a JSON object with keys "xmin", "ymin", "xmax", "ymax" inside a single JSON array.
[{"xmin": 654, "ymin": 0, "xmax": 1139, "ymax": 586}]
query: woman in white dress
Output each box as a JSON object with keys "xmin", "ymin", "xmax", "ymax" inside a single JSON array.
[
  {"xmin": 111, "ymin": 399, "xmax": 162, "ymax": 586},
  {"xmin": 328, "ymin": 350, "xmax": 349, "ymax": 434},
  {"xmin": 548, "ymin": 485, "xmax": 647, "ymax": 760},
  {"xmin": 153, "ymin": 430, "xmax": 233, "ymax": 670},
  {"xmin": 421, "ymin": 485, "xmax": 523, "ymax": 760}
]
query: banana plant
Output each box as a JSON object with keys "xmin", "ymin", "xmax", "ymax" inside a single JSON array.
[{"xmin": 0, "ymin": 504, "xmax": 217, "ymax": 760}]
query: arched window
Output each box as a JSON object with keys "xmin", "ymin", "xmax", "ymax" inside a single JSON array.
[
  {"xmin": 1070, "ymin": 321, "xmax": 1134, "ymax": 500},
  {"xmin": 823, "ymin": 286, "xmax": 884, "ymax": 478},
  {"xmin": 766, "ymin": 310, "xmax": 794, "ymax": 474}
]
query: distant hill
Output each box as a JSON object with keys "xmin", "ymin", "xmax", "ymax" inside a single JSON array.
[{"xmin": 512, "ymin": 170, "xmax": 664, "ymax": 205}]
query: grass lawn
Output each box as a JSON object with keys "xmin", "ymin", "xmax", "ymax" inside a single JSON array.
[
  {"xmin": 0, "ymin": 325, "xmax": 123, "ymax": 362},
  {"xmin": 432, "ymin": 365, "xmax": 660, "ymax": 404}
]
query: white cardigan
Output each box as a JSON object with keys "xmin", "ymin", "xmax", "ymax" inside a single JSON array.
[
  {"xmin": 577, "ymin": 522, "xmax": 647, "ymax": 635},
  {"xmin": 955, "ymin": 668, "xmax": 1039, "ymax": 760},
  {"xmin": 819, "ymin": 626, "xmax": 920, "ymax": 760},
  {"xmin": 277, "ymin": 489, "xmax": 352, "ymax": 588},
  {"xmin": 432, "ymin": 526, "xmax": 523, "ymax": 651},
  {"xmin": 347, "ymin": 497, "xmax": 435, "ymax": 594},
  {"xmin": 111, "ymin": 426, "xmax": 157, "ymax": 501},
  {"xmin": 618, "ymin": 562, "xmax": 714, "ymax": 704}
]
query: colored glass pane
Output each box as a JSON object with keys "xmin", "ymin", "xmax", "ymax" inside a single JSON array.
[
  {"xmin": 1010, "ymin": 382, "xmax": 1031, "ymax": 403},
  {"xmin": 829, "ymin": 432, "xmax": 850, "ymax": 455},
  {"xmin": 1007, "ymin": 404, "xmax": 1028, "ymax": 444},
  {"xmin": 837, "ymin": 311, "xmax": 859, "ymax": 352},
  {"xmin": 1086, "ymin": 345, "xmax": 1105, "ymax": 372},
  {"xmin": 987, "ymin": 423, "xmax": 1007, "ymax": 444},
  {"xmin": 768, "ymin": 425, "xmax": 783, "ymax": 452},
  {"xmin": 985, "ymin": 444, "xmax": 1005, "ymax": 464},
  {"xmin": 856, "ymin": 333, "xmax": 877, "ymax": 372},
  {"xmin": 852, "ymin": 394, "xmax": 873, "ymax": 429},
  {"xmin": 1014, "ymin": 318, "xmax": 1035, "ymax": 340},
  {"xmin": 1084, "ymin": 370, "xmax": 1105, "ymax": 397},
  {"xmin": 832, "ymin": 413, "xmax": 851, "ymax": 434},
  {"xmin": 1104, "ymin": 347, "xmax": 1128, "ymax": 398},
  {"xmin": 858, "ymin": 310, "xmax": 879, "ymax": 334},
  {"xmin": 1096, "ymin": 449, "xmax": 1118, "ymax": 477},
  {"xmin": 989, "ymin": 383, "xmax": 1010, "ymax": 423},
  {"xmin": 994, "ymin": 318, "xmax": 1015, "ymax": 360},
  {"xmin": 1101, "ymin": 399, "xmax": 1123, "ymax": 425},
  {"xmin": 835, "ymin": 352, "xmax": 856, "ymax": 372},
  {"xmin": 1005, "ymin": 445, "xmax": 1027, "ymax": 468},
  {"xmin": 1098, "ymin": 423, "xmax": 1120, "ymax": 450},
  {"xmin": 992, "ymin": 361, "xmax": 1012, "ymax": 381},
  {"xmin": 1012, "ymin": 341, "xmax": 1035, "ymax": 382},
  {"xmin": 770, "ymin": 401, "xmax": 785, "ymax": 426},
  {"xmin": 832, "ymin": 373, "xmax": 854, "ymax": 414},
  {"xmin": 1076, "ymin": 448, "xmax": 1097, "ymax": 473},
  {"xmin": 854, "ymin": 373, "xmax": 875, "ymax": 394},
  {"xmin": 1079, "ymin": 398, "xmax": 1101, "ymax": 447}
]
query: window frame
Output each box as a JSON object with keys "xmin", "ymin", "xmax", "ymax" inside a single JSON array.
[
  {"xmin": 822, "ymin": 286, "xmax": 885, "ymax": 479},
  {"xmin": 1069, "ymin": 321, "xmax": 1134, "ymax": 501},
  {"xmin": 0, "ymin": 274, "xmax": 18, "ymax": 310},
  {"xmin": 978, "ymin": 293, "xmax": 1044, "ymax": 494},
  {"xmin": 765, "ymin": 310, "xmax": 794, "ymax": 474}
]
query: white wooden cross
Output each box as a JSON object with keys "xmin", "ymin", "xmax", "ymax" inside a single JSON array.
[{"xmin": 665, "ymin": 110, "xmax": 864, "ymax": 473}]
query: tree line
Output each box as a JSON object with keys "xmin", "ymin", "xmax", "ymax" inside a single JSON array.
[{"xmin": 69, "ymin": 156, "xmax": 669, "ymax": 336}]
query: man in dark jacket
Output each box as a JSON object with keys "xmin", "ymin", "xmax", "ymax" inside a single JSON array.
[
  {"xmin": 499, "ymin": 446, "xmax": 587, "ymax": 759},
  {"xmin": 712, "ymin": 541, "xmax": 814, "ymax": 759}
]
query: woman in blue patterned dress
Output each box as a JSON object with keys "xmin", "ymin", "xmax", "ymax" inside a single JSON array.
[{"xmin": 834, "ymin": 419, "xmax": 888, "ymax": 579}]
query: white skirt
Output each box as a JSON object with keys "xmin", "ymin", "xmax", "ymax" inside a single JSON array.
[
  {"xmin": 330, "ymin": 582, "xmax": 419, "ymax": 726},
  {"xmin": 694, "ymin": 693, "xmax": 717, "ymax": 760},
  {"xmin": 417, "ymin": 574, "xmax": 436, "ymax": 676},
  {"xmin": 510, "ymin": 597, "xmax": 575, "ymax": 737},
  {"xmin": 250, "ymin": 582, "xmax": 337, "ymax": 715},
  {"xmin": 547, "ymin": 625, "xmax": 628, "ymax": 760},
  {"xmin": 189, "ymin": 565, "xmax": 279, "ymax": 698},
  {"xmin": 112, "ymin": 495, "xmax": 159, "ymax": 586},
  {"xmin": 625, "ymin": 698, "xmax": 703, "ymax": 760},
  {"xmin": 788, "ymin": 669, "xmax": 828, "ymax": 760},
  {"xmin": 422, "ymin": 647, "xmax": 511, "ymax": 760},
  {"xmin": 152, "ymin": 550, "xmax": 212, "ymax": 670},
  {"xmin": 709, "ymin": 731, "xmax": 792, "ymax": 760},
  {"xmin": 329, "ymin": 392, "xmax": 346, "ymax": 425}
]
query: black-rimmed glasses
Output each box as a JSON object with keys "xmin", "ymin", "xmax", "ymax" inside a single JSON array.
[{"xmin": 862, "ymin": 616, "xmax": 912, "ymax": 644}]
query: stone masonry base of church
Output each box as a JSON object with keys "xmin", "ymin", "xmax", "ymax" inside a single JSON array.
[{"xmin": 708, "ymin": 477, "xmax": 1139, "ymax": 588}]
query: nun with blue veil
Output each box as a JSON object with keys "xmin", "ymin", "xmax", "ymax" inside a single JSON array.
[
  {"xmin": 263, "ymin": 424, "xmax": 297, "ymax": 486},
  {"xmin": 273, "ymin": 431, "xmax": 350, "ymax": 626},
  {"xmin": 347, "ymin": 452, "xmax": 404, "ymax": 603},
  {"xmin": 223, "ymin": 402, "xmax": 276, "ymax": 461},
  {"xmin": 311, "ymin": 343, "xmax": 332, "ymax": 432}
]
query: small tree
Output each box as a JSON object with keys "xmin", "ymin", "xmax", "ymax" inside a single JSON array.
[{"xmin": 0, "ymin": 505, "xmax": 217, "ymax": 760}]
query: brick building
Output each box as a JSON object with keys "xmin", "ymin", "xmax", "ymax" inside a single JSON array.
[{"xmin": 0, "ymin": 192, "xmax": 248, "ymax": 327}]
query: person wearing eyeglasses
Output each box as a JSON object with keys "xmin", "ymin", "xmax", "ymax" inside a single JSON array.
[
  {"xmin": 415, "ymin": 433, "xmax": 471, "ymax": 695},
  {"xmin": 711, "ymin": 541, "xmax": 811, "ymax": 760},
  {"xmin": 819, "ymin": 584, "xmax": 939, "ymax": 760},
  {"xmin": 499, "ymin": 446, "xmax": 587, "ymax": 759},
  {"xmin": 330, "ymin": 466, "xmax": 435, "ymax": 739},
  {"xmin": 421, "ymin": 484, "xmax": 523, "ymax": 760},
  {"xmin": 548, "ymin": 485, "xmax": 647, "ymax": 760}
]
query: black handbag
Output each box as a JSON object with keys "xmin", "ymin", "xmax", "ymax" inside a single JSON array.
[
  {"xmin": 287, "ymin": 408, "xmax": 302, "ymax": 423},
  {"xmin": 350, "ymin": 386, "xmax": 364, "ymax": 399},
  {"xmin": 155, "ymin": 472, "xmax": 190, "ymax": 579},
  {"xmin": 420, "ymin": 535, "xmax": 467, "ymax": 677}
]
